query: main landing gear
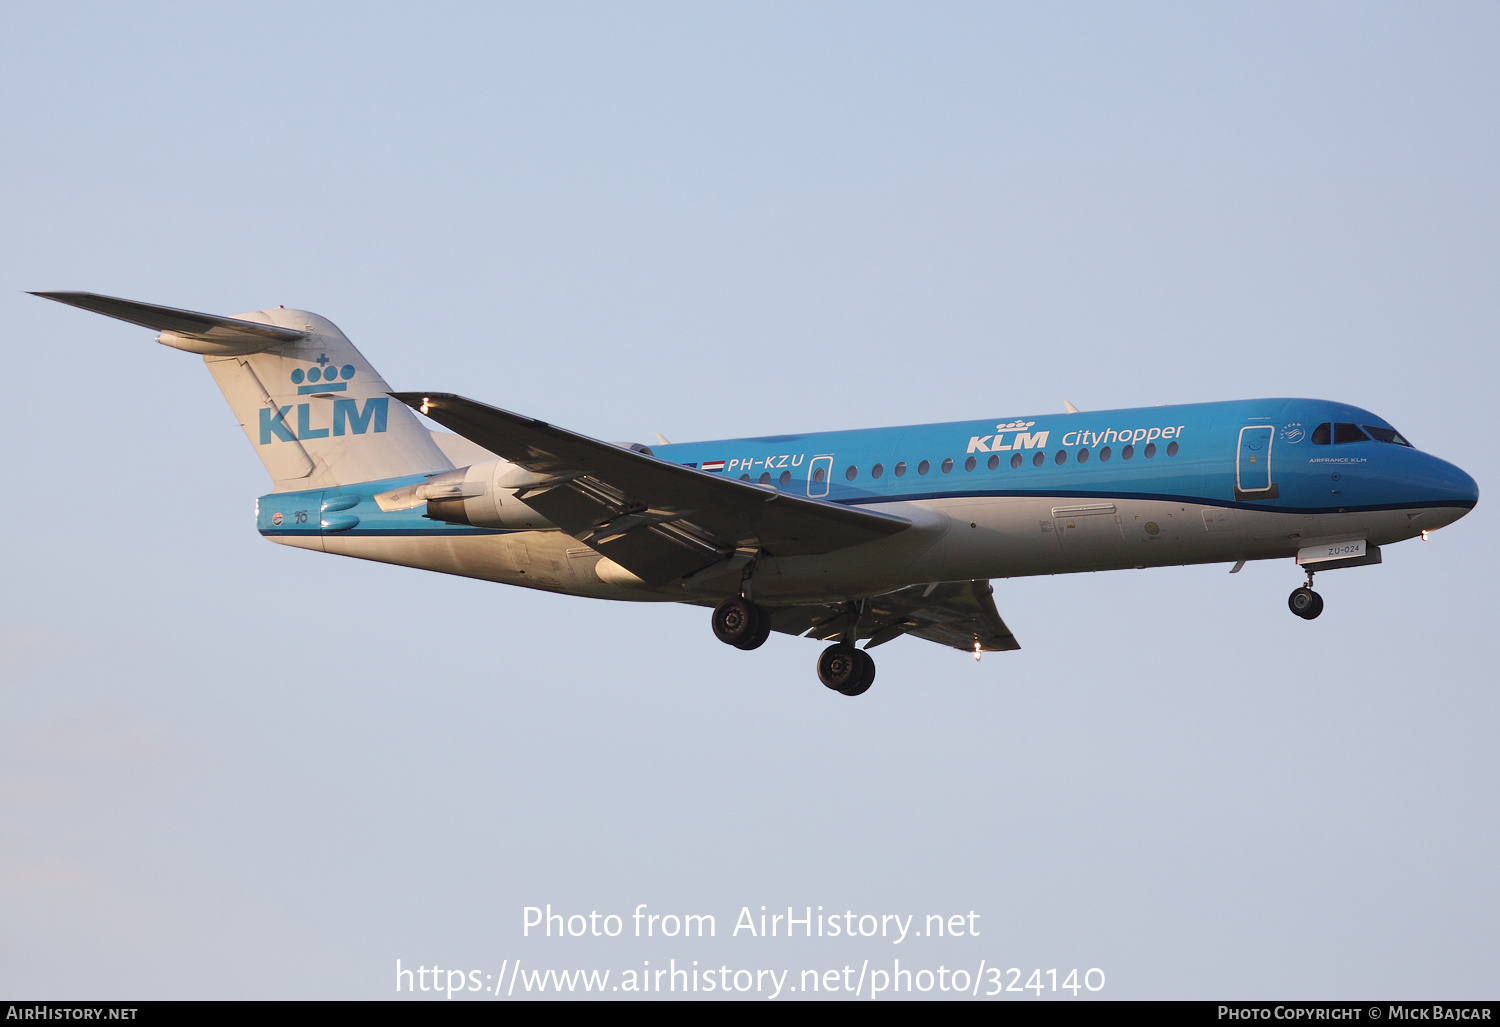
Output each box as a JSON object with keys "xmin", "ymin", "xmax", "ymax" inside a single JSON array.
[
  {"xmin": 710, "ymin": 592, "xmax": 877, "ymax": 696},
  {"xmin": 817, "ymin": 642, "xmax": 876, "ymax": 697},
  {"xmin": 1288, "ymin": 569, "xmax": 1324, "ymax": 620},
  {"xmin": 711, "ymin": 595, "xmax": 772, "ymax": 650}
]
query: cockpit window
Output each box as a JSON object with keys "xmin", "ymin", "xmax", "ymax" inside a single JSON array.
[
  {"xmin": 1311, "ymin": 423, "xmax": 1331, "ymax": 445},
  {"xmin": 1333, "ymin": 423, "xmax": 1369, "ymax": 444},
  {"xmin": 1362, "ymin": 425, "xmax": 1412, "ymax": 447}
]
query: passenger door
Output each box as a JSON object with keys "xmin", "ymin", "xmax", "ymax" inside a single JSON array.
[{"xmin": 1234, "ymin": 425, "xmax": 1278, "ymax": 500}]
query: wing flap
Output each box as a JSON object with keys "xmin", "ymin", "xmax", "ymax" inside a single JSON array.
[
  {"xmin": 739, "ymin": 580, "xmax": 1020, "ymax": 655},
  {"xmin": 876, "ymin": 580, "xmax": 1020, "ymax": 653}
]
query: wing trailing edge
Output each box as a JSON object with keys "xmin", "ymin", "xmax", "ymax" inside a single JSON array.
[{"xmin": 395, "ymin": 391, "xmax": 912, "ymax": 586}]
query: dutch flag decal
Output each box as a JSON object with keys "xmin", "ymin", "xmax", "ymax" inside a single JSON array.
[{"xmin": 701, "ymin": 459, "xmax": 726, "ymax": 473}]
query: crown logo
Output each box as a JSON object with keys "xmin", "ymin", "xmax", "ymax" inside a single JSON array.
[
  {"xmin": 996, "ymin": 419, "xmax": 1036, "ymax": 431},
  {"xmin": 291, "ymin": 355, "xmax": 356, "ymax": 394}
]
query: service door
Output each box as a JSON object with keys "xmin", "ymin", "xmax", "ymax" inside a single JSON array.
[
  {"xmin": 807, "ymin": 455, "xmax": 833, "ymax": 498},
  {"xmin": 1235, "ymin": 425, "xmax": 1278, "ymax": 499},
  {"xmin": 1052, "ymin": 503, "xmax": 1126, "ymax": 570}
]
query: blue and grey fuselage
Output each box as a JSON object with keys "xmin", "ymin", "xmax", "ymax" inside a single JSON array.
[
  {"xmin": 255, "ymin": 396, "xmax": 1475, "ymax": 601},
  {"xmin": 35, "ymin": 293, "xmax": 1478, "ymax": 685}
]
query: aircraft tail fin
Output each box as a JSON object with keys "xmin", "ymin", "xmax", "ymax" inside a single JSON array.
[{"xmin": 33, "ymin": 292, "xmax": 454, "ymax": 490}]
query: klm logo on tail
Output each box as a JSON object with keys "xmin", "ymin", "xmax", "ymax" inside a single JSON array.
[{"xmin": 259, "ymin": 357, "xmax": 388, "ymax": 444}]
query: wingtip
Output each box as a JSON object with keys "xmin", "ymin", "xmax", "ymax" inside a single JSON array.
[
  {"xmin": 28, "ymin": 291, "xmax": 115, "ymax": 310},
  {"xmin": 389, "ymin": 392, "xmax": 434, "ymax": 416}
]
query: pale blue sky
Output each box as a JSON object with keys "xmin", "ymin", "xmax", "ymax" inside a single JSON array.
[{"xmin": 2, "ymin": 1, "xmax": 1496, "ymax": 999}]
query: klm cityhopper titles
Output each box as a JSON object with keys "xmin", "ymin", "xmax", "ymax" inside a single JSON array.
[{"xmin": 36, "ymin": 292, "xmax": 1478, "ymax": 697}]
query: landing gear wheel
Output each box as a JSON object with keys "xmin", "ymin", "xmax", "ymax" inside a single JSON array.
[
  {"xmin": 842, "ymin": 650, "xmax": 876, "ymax": 696},
  {"xmin": 1288, "ymin": 587, "xmax": 1323, "ymax": 620},
  {"xmin": 818, "ymin": 643, "xmax": 876, "ymax": 696},
  {"xmin": 818, "ymin": 643, "xmax": 860, "ymax": 691},
  {"xmin": 712, "ymin": 596, "xmax": 759, "ymax": 646},
  {"xmin": 735, "ymin": 605, "xmax": 773, "ymax": 651}
]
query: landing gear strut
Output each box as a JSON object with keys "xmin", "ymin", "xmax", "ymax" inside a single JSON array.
[
  {"xmin": 815, "ymin": 599, "xmax": 876, "ymax": 696},
  {"xmin": 1288, "ymin": 569, "xmax": 1324, "ymax": 620}
]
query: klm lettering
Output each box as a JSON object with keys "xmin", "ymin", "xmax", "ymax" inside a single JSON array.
[
  {"xmin": 260, "ymin": 398, "xmax": 388, "ymax": 444},
  {"xmin": 968, "ymin": 431, "xmax": 1049, "ymax": 453}
]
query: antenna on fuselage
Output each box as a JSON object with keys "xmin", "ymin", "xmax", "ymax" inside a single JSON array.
[{"xmin": 1063, "ymin": 400, "xmax": 1080, "ymax": 414}]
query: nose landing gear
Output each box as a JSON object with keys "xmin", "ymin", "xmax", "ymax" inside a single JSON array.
[{"xmin": 1288, "ymin": 570, "xmax": 1324, "ymax": 620}]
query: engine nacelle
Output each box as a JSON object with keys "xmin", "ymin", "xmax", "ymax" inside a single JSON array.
[{"xmin": 373, "ymin": 460, "xmax": 558, "ymax": 530}]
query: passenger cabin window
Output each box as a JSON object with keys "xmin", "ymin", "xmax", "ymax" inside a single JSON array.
[
  {"xmin": 1334, "ymin": 423, "xmax": 1369, "ymax": 444},
  {"xmin": 1311, "ymin": 423, "xmax": 1332, "ymax": 445},
  {"xmin": 1363, "ymin": 425, "xmax": 1413, "ymax": 447}
]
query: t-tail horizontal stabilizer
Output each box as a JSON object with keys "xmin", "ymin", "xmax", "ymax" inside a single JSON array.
[
  {"xmin": 30, "ymin": 291, "xmax": 306, "ymax": 355},
  {"xmin": 33, "ymin": 292, "xmax": 452, "ymax": 489}
]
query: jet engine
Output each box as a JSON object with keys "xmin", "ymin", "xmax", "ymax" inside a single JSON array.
[{"xmin": 373, "ymin": 460, "xmax": 558, "ymax": 530}]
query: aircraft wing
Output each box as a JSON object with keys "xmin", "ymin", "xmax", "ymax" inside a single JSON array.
[
  {"xmin": 394, "ymin": 392, "xmax": 911, "ymax": 586},
  {"xmin": 756, "ymin": 580, "xmax": 1021, "ymax": 654}
]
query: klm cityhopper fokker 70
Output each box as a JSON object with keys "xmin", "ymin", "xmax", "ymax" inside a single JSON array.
[{"xmin": 36, "ymin": 292, "xmax": 1479, "ymax": 696}]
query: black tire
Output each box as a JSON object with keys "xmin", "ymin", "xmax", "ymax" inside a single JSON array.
[
  {"xmin": 839, "ymin": 650, "xmax": 876, "ymax": 696},
  {"xmin": 1288, "ymin": 587, "xmax": 1318, "ymax": 619},
  {"xmin": 712, "ymin": 597, "xmax": 756, "ymax": 645},
  {"xmin": 735, "ymin": 604, "xmax": 773, "ymax": 650},
  {"xmin": 818, "ymin": 643, "xmax": 862, "ymax": 691}
]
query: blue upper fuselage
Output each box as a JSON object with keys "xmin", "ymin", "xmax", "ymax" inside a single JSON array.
[
  {"xmin": 655, "ymin": 398, "xmax": 1479, "ymax": 515},
  {"xmin": 256, "ymin": 397, "xmax": 1478, "ymax": 541}
]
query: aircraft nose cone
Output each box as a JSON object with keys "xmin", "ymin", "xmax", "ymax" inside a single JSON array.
[
  {"xmin": 1425, "ymin": 455, "xmax": 1478, "ymax": 524},
  {"xmin": 1453, "ymin": 465, "xmax": 1479, "ymax": 509}
]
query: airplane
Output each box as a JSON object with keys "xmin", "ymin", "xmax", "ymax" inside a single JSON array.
[{"xmin": 33, "ymin": 292, "xmax": 1479, "ymax": 696}]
